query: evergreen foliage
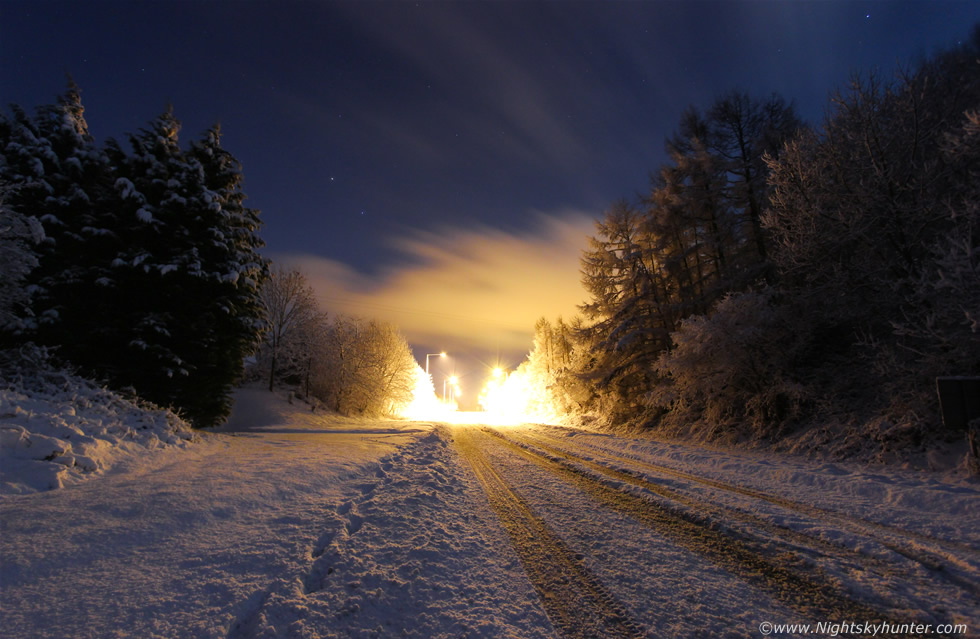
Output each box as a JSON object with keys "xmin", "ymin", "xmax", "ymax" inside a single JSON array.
[
  {"xmin": 0, "ymin": 84, "xmax": 269, "ymax": 427},
  {"xmin": 0, "ymin": 188, "xmax": 45, "ymax": 330}
]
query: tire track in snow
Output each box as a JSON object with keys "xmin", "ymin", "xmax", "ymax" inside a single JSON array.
[
  {"xmin": 512, "ymin": 428, "xmax": 980, "ymax": 599},
  {"xmin": 505, "ymin": 429, "xmax": 865, "ymax": 562},
  {"xmin": 478, "ymin": 427, "xmax": 896, "ymax": 624},
  {"xmin": 539, "ymin": 426, "xmax": 977, "ymax": 556},
  {"xmin": 453, "ymin": 427, "xmax": 645, "ymax": 639}
]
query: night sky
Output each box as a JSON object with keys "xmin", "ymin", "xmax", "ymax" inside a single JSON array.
[{"xmin": 3, "ymin": 1, "xmax": 978, "ymax": 405}]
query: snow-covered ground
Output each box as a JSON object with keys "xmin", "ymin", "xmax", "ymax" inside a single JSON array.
[
  {"xmin": 2, "ymin": 391, "xmax": 978, "ymax": 638},
  {"xmin": 0, "ymin": 388, "xmax": 436, "ymax": 638},
  {"xmin": 0, "ymin": 367, "xmax": 196, "ymax": 495}
]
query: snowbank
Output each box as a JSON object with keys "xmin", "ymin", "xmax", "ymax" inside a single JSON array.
[{"xmin": 0, "ymin": 361, "xmax": 195, "ymax": 495}]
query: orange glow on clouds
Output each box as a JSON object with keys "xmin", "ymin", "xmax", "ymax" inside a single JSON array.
[{"xmin": 282, "ymin": 211, "xmax": 593, "ymax": 354}]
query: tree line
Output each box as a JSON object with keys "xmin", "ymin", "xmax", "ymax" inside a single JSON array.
[
  {"xmin": 0, "ymin": 83, "xmax": 419, "ymax": 426},
  {"xmin": 514, "ymin": 28, "xmax": 980, "ymax": 447},
  {"xmin": 252, "ymin": 267, "xmax": 418, "ymax": 417}
]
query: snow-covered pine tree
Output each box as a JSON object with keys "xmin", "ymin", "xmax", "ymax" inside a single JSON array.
[
  {"xmin": 0, "ymin": 82, "xmax": 119, "ymax": 356},
  {"xmin": 3, "ymin": 88, "xmax": 268, "ymax": 427},
  {"xmin": 105, "ymin": 113, "xmax": 268, "ymax": 427},
  {"xmin": 180, "ymin": 124, "xmax": 269, "ymax": 425},
  {"xmin": 100, "ymin": 107, "xmax": 201, "ymax": 417},
  {"xmin": 0, "ymin": 187, "xmax": 45, "ymax": 332}
]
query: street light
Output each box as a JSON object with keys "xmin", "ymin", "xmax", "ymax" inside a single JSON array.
[
  {"xmin": 426, "ymin": 351, "xmax": 447, "ymax": 375},
  {"xmin": 445, "ymin": 375, "xmax": 459, "ymax": 403}
]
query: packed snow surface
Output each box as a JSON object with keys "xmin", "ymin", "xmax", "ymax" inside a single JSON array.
[{"xmin": 1, "ymin": 392, "xmax": 978, "ymax": 638}]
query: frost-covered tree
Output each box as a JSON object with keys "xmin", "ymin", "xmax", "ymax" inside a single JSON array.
[
  {"xmin": 100, "ymin": 110, "xmax": 269, "ymax": 426},
  {"xmin": 706, "ymin": 91, "xmax": 802, "ymax": 271},
  {"xmin": 363, "ymin": 320, "xmax": 418, "ymax": 415},
  {"xmin": 0, "ymin": 81, "xmax": 118, "ymax": 351},
  {"xmin": 511, "ymin": 316, "xmax": 595, "ymax": 420},
  {"xmin": 661, "ymin": 108, "xmax": 739, "ymax": 293},
  {"xmin": 764, "ymin": 29, "xmax": 980, "ymax": 424},
  {"xmin": 885, "ymin": 110, "xmax": 980, "ymax": 393},
  {"xmin": 315, "ymin": 317, "xmax": 417, "ymax": 417},
  {"xmin": 101, "ymin": 108, "xmax": 199, "ymax": 403},
  {"xmin": 580, "ymin": 201, "xmax": 673, "ymax": 414},
  {"xmin": 575, "ymin": 92, "xmax": 800, "ymax": 425},
  {"xmin": 650, "ymin": 289, "xmax": 808, "ymax": 439},
  {"xmin": 179, "ymin": 124, "xmax": 269, "ymax": 423}
]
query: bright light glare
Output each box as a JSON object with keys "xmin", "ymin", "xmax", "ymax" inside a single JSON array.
[
  {"xmin": 399, "ymin": 366, "xmax": 457, "ymax": 419},
  {"xmin": 479, "ymin": 373, "xmax": 528, "ymax": 423},
  {"xmin": 400, "ymin": 364, "xmax": 556, "ymax": 426}
]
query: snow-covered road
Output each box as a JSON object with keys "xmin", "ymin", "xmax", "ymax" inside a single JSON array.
[
  {"xmin": 459, "ymin": 425, "xmax": 980, "ymax": 638},
  {"xmin": 2, "ymin": 392, "xmax": 978, "ymax": 638}
]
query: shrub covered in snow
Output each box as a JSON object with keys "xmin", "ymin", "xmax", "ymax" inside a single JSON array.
[
  {"xmin": 649, "ymin": 290, "xmax": 808, "ymax": 440},
  {"xmin": 0, "ymin": 346, "xmax": 196, "ymax": 495}
]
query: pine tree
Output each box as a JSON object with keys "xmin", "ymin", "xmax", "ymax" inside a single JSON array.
[
  {"xmin": 0, "ymin": 81, "xmax": 119, "ymax": 359},
  {"xmin": 2, "ymin": 86, "xmax": 268, "ymax": 427},
  {"xmin": 104, "ymin": 113, "xmax": 268, "ymax": 426},
  {"xmin": 0, "ymin": 187, "xmax": 45, "ymax": 331},
  {"xmin": 181, "ymin": 124, "xmax": 269, "ymax": 425},
  {"xmin": 707, "ymin": 91, "xmax": 801, "ymax": 272},
  {"xmin": 101, "ymin": 107, "xmax": 201, "ymax": 412},
  {"xmin": 580, "ymin": 201, "xmax": 672, "ymax": 410}
]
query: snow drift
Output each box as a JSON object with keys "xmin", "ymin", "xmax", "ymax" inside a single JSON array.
[{"xmin": 0, "ymin": 350, "xmax": 195, "ymax": 495}]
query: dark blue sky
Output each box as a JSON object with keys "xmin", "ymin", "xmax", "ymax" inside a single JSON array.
[
  {"xmin": 4, "ymin": 1, "xmax": 977, "ymax": 270},
  {"xmin": 3, "ymin": 1, "xmax": 978, "ymax": 401}
]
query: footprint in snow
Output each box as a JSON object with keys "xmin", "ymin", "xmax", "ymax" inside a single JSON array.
[
  {"xmin": 312, "ymin": 528, "xmax": 337, "ymax": 558},
  {"xmin": 345, "ymin": 514, "xmax": 364, "ymax": 535}
]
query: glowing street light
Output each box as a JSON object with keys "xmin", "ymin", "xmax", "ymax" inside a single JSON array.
[
  {"xmin": 425, "ymin": 351, "xmax": 447, "ymax": 376},
  {"xmin": 444, "ymin": 375, "xmax": 459, "ymax": 403}
]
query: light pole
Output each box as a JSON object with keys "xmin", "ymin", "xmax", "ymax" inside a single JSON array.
[{"xmin": 426, "ymin": 352, "xmax": 446, "ymax": 376}]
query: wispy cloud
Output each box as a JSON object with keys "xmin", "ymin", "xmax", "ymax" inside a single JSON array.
[
  {"xmin": 333, "ymin": 4, "xmax": 591, "ymax": 172},
  {"xmin": 278, "ymin": 211, "xmax": 595, "ymax": 355}
]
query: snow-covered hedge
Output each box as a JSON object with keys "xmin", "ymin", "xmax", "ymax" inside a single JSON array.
[
  {"xmin": 650, "ymin": 289, "xmax": 808, "ymax": 440},
  {"xmin": 0, "ymin": 347, "xmax": 196, "ymax": 495}
]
